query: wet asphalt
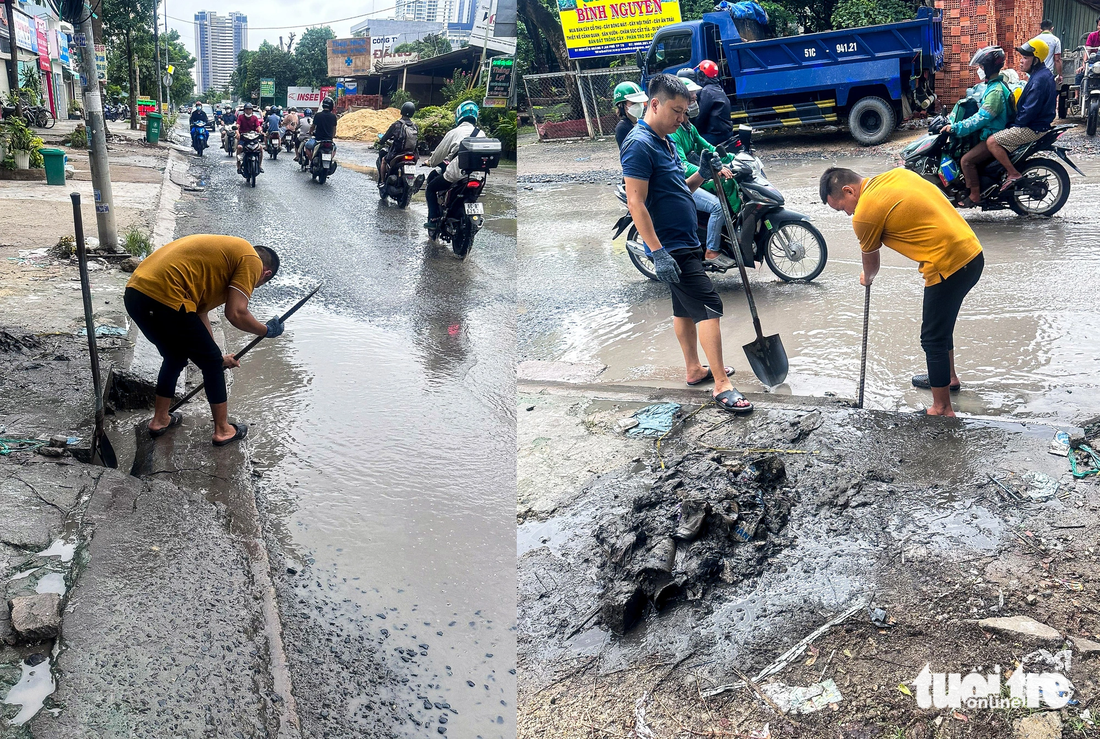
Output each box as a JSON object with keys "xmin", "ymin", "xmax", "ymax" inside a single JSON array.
[
  {"xmin": 172, "ymin": 129, "xmax": 517, "ymax": 738},
  {"xmin": 518, "ymin": 151, "xmax": 1100, "ymax": 424}
]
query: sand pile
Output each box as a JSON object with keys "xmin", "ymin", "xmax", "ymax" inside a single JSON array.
[{"xmin": 336, "ymin": 107, "xmax": 401, "ymax": 141}]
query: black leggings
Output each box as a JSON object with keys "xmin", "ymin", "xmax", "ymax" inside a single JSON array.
[
  {"xmin": 124, "ymin": 288, "xmax": 228, "ymax": 405},
  {"xmin": 425, "ymin": 169, "xmax": 450, "ymax": 221},
  {"xmin": 920, "ymin": 252, "xmax": 984, "ymax": 388}
]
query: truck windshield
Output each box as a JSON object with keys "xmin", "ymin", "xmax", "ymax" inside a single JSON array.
[{"xmin": 647, "ymin": 32, "xmax": 693, "ymax": 75}]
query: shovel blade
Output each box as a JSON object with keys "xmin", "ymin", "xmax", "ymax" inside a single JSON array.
[{"xmin": 743, "ymin": 333, "xmax": 788, "ymax": 387}]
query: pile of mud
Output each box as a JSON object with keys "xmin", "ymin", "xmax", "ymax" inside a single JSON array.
[
  {"xmin": 336, "ymin": 107, "xmax": 401, "ymax": 141},
  {"xmin": 594, "ymin": 451, "xmax": 796, "ymax": 634}
]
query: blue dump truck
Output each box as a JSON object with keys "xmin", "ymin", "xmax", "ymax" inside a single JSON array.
[{"xmin": 638, "ymin": 7, "xmax": 944, "ymax": 145}]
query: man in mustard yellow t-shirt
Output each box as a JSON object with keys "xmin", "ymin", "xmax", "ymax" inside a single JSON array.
[
  {"xmin": 820, "ymin": 167, "xmax": 984, "ymax": 417},
  {"xmin": 124, "ymin": 235, "xmax": 282, "ymax": 445}
]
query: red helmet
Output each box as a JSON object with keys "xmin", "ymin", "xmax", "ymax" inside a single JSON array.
[{"xmin": 697, "ymin": 60, "xmax": 719, "ymax": 78}]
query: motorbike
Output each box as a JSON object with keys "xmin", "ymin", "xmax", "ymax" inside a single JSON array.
[
  {"xmin": 191, "ymin": 124, "xmax": 209, "ymax": 156},
  {"xmin": 900, "ymin": 109, "xmax": 1081, "ymax": 217},
  {"xmin": 265, "ymin": 128, "xmax": 282, "ymax": 160},
  {"xmin": 222, "ymin": 124, "xmax": 237, "ymax": 156},
  {"xmin": 284, "ymin": 127, "xmax": 300, "ymax": 153},
  {"xmin": 309, "ymin": 140, "xmax": 338, "ymax": 184},
  {"xmin": 239, "ymin": 131, "xmax": 263, "ymax": 187},
  {"xmin": 614, "ymin": 126, "xmax": 828, "ymax": 282},
  {"xmin": 426, "ymin": 137, "xmax": 502, "ymax": 258},
  {"xmin": 376, "ymin": 141, "xmax": 424, "ymax": 209},
  {"xmin": 1082, "ymin": 50, "xmax": 1100, "ymax": 136}
]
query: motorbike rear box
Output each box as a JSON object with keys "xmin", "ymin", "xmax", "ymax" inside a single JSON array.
[{"xmin": 457, "ymin": 137, "xmax": 502, "ymax": 171}]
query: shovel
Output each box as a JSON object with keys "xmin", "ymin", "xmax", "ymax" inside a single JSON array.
[
  {"xmin": 71, "ymin": 193, "xmax": 118, "ymax": 469},
  {"xmin": 710, "ymin": 149, "xmax": 789, "ymax": 386},
  {"xmin": 169, "ymin": 284, "xmax": 322, "ymax": 413},
  {"xmin": 858, "ymin": 284, "xmax": 870, "ymax": 409}
]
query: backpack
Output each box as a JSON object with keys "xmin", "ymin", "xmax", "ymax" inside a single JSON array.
[
  {"xmin": 395, "ymin": 119, "xmax": 418, "ymax": 152},
  {"xmin": 991, "ymin": 80, "xmax": 1017, "ymax": 126}
]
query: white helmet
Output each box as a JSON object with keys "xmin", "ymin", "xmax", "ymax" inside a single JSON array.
[{"xmin": 969, "ymin": 46, "xmax": 1005, "ymax": 69}]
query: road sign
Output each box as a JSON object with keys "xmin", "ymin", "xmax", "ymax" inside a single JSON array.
[
  {"xmin": 326, "ymin": 37, "xmax": 372, "ymax": 77},
  {"xmin": 260, "ymin": 78, "xmax": 275, "ymax": 97},
  {"xmin": 162, "ymin": 73, "xmax": 173, "ymax": 87},
  {"xmin": 166, "ymin": 64, "xmax": 174, "ymax": 74},
  {"xmin": 557, "ymin": 0, "xmax": 680, "ymax": 59},
  {"xmin": 73, "ymin": 32, "xmax": 87, "ymax": 47}
]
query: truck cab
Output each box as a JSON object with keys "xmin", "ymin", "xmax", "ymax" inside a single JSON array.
[{"xmin": 639, "ymin": 7, "xmax": 943, "ymax": 145}]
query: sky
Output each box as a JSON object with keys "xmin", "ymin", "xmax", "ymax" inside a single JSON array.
[{"xmin": 161, "ymin": 0, "xmax": 394, "ymax": 59}]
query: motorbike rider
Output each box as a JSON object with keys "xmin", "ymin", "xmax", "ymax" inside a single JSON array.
[
  {"xmin": 377, "ymin": 101, "xmax": 419, "ymax": 190},
  {"xmin": 669, "ymin": 70, "xmax": 738, "ymax": 270},
  {"xmin": 694, "ymin": 60, "xmax": 733, "ymax": 146},
  {"xmin": 299, "ymin": 96, "xmax": 338, "ymax": 166},
  {"xmin": 424, "ymin": 100, "xmax": 485, "ymax": 231},
  {"xmin": 282, "ymin": 107, "xmax": 299, "ymax": 136},
  {"xmin": 221, "ymin": 107, "xmax": 237, "ymax": 126},
  {"xmin": 613, "ymin": 81, "xmax": 648, "ymax": 150},
  {"xmin": 939, "ymin": 46, "xmax": 1011, "ymax": 208},
  {"xmin": 986, "ymin": 38, "xmax": 1058, "ymax": 193},
  {"xmin": 236, "ymin": 102, "xmax": 263, "ymax": 173},
  {"xmin": 189, "ymin": 102, "xmax": 209, "ymax": 150},
  {"xmin": 1075, "ymin": 16, "xmax": 1100, "ymax": 88},
  {"xmin": 265, "ymin": 106, "xmax": 283, "ymax": 146}
]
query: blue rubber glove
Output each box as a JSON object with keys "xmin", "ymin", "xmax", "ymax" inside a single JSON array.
[
  {"xmin": 265, "ymin": 316, "xmax": 284, "ymax": 338},
  {"xmin": 651, "ymin": 248, "xmax": 681, "ymax": 284}
]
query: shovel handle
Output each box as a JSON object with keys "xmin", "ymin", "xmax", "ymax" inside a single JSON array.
[
  {"xmin": 858, "ymin": 284, "xmax": 870, "ymax": 409},
  {"xmin": 71, "ymin": 193, "xmax": 104, "ymax": 417},
  {"xmin": 709, "ymin": 150, "xmax": 764, "ymax": 340}
]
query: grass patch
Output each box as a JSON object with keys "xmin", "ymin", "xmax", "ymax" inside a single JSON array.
[{"xmin": 121, "ymin": 226, "xmax": 152, "ymax": 258}]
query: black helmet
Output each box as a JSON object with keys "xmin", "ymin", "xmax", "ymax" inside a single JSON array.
[
  {"xmin": 675, "ymin": 67, "xmax": 697, "ymax": 84},
  {"xmin": 322, "ymin": 97, "xmax": 334, "ymax": 110},
  {"xmin": 400, "ymin": 101, "xmax": 416, "ymax": 117}
]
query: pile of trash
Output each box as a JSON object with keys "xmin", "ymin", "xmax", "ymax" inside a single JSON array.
[
  {"xmin": 595, "ymin": 451, "xmax": 795, "ymax": 634},
  {"xmin": 335, "ymin": 107, "xmax": 401, "ymax": 141}
]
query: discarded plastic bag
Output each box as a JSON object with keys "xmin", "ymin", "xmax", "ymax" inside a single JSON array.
[
  {"xmin": 1021, "ymin": 470, "xmax": 1059, "ymax": 503},
  {"xmin": 763, "ymin": 678, "xmax": 843, "ymax": 714},
  {"xmin": 627, "ymin": 403, "xmax": 681, "ymax": 438}
]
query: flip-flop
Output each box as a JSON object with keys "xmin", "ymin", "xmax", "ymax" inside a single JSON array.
[
  {"xmin": 687, "ymin": 365, "xmax": 735, "ymax": 386},
  {"xmin": 212, "ymin": 422, "xmax": 249, "ymax": 447},
  {"xmin": 911, "ymin": 374, "xmax": 961, "ymax": 392},
  {"xmin": 956, "ymin": 196, "xmax": 981, "ymax": 208},
  {"xmin": 148, "ymin": 412, "xmax": 183, "ymax": 439},
  {"xmin": 714, "ymin": 388, "xmax": 753, "ymax": 414},
  {"xmin": 998, "ymin": 176, "xmax": 1023, "ymax": 193}
]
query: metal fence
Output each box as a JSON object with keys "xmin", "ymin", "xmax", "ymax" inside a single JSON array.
[{"xmin": 522, "ymin": 67, "xmax": 641, "ymax": 141}]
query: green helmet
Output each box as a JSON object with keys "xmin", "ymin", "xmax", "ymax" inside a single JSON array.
[{"xmin": 613, "ymin": 81, "xmax": 643, "ymax": 105}]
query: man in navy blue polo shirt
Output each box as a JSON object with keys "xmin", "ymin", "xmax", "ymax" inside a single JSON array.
[{"xmin": 620, "ymin": 73, "xmax": 752, "ymax": 414}]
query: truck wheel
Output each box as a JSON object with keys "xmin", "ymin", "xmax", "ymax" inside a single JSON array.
[{"xmin": 848, "ymin": 96, "xmax": 896, "ymax": 146}]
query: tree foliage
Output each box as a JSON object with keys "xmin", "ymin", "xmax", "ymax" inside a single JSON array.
[
  {"xmin": 831, "ymin": 0, "xmax": 916, "ymax": 29},
  {"xmin": 394, "ymin": 33, "xmax": 454, "ymax": 59},
  {"xmin": 234, "ymin": 41, "xmax": 300, "ymax": 106},
  {"xmin": 295, "ymin": 26, "xmax": 336, "ymax": 88}
]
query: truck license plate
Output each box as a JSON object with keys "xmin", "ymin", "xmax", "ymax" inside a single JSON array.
[{"xmin": 464, "ymin": 203, "xmax": 484, "ymax": 215}]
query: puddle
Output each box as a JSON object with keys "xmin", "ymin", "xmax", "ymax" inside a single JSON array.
[
  {"xmin": 35, "ymin": 572, "xmax": 66, "ymax": 596},
  {"xmin": 9, "ymin": 567, "xmax": 39, "ymax": 581},
  {"xmin": 3, "ymin": 657, "xmax": 55, "ymax": 726},
  {"xmin": 519, "ymin": 166, "xmax": 1100, "ymax": 423},
  {"xmin": 36, "ymin": 540, "xmax": 75, "ymax": 563}
]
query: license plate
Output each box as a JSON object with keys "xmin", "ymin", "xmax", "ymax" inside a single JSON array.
[
  {"xmin": 464, "ymin": 203, "xmax": 484, "ymax": 215},
  {"xmin": 470, "ymin": 171, "xmax": 486, "ymax": 180},
  {"xmin": 321, "ymin": 153, "xmax": 332, "ymax": 162}
]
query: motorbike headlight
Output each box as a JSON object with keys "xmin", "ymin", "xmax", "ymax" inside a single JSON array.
[{"xmin": 1092, "ymin": 61, "xmax": 1100, "ymax": 74}]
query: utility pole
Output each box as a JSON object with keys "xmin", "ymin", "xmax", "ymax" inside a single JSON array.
[
  {"xmin": 164, "ymin": 0, "xmax": 171, "ymax": 112},
  {"xmin": 76, "ymin": 3, "xmax": 119, "ymax": 250},
  {"xmin": 4, "ymin": 0, "xmax": 20, "ymax": 94},
  {"xmin": 152, "ymin": 0, "xmax": 162, "ymax": 109}
]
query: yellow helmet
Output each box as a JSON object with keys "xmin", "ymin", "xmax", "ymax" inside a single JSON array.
[{"xmin": 1017, "ymin": 37, "xmax": 1050, "ymax": 63}]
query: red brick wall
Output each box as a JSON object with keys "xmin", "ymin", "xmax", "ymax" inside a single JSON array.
[{"xmin": 934, "ymin": 0, "xmax": 1044, "ymax": 108}]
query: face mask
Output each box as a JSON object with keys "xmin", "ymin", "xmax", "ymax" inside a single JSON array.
[
  {"xmin": 687, "ymin": 102, "xmax": 700, "ymax": 117},
  {"xmin": 627, "ymin": 102, "xmax": 644, "ymax": 120},
  {"xmin": 976, "ymin": 67, "xmax": 986, "ymax": 80}
]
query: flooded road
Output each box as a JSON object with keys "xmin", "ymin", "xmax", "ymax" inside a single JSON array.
[
  {"xmin": 519, "ymin": 153, "xmax": 1100, "ymax": 423},
  {"xmin": 175, "ymin": 140, "xmax": 516, "ymax": 737}
]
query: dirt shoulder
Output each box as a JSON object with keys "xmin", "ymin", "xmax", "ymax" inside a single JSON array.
[{"xmin": 517, "ymin": 385, "xmax": 1100, "ymax": 739}]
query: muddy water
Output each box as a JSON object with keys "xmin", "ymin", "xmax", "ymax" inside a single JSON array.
[
  {"xmin": 164, "ymin": 150, "xmax": 517, "ymax": 737},
  {"xmin": 519, "ymin": 155, "xmax": 1100, "ymax": 423}
]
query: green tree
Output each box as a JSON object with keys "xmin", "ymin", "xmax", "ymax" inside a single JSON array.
[
  {"xmin": 294, "ymin": 26, "xmax": 336, "ymax": 88},
  {"xmin": 102, "ymin": 0, "xmax": 152, "ymax": 129},
  {"xmin": 831, "ymin": 0, "xmax": 916, "ymax": 28},
  {"xmin": 393, "ymin": 33, "xmax": 453, "ymax": 59},
  {"xmin": 235, "ymin": 42, "xmax": 300, "ymax": 107}
]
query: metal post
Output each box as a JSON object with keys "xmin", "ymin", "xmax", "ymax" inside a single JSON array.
[
  {"xmin": 587, "ymin": 75, "xmax": 603, "ymax": 136},
  {"xmin": 522, "ymin": 76, "xmax": 542, "ymax": 141},
  {"xmin": 152, "ymin": 0, "xmax": 162, "ymax": 109},
  {"xmin": 164, "ymin": 0, "xmax": 170, "ymax": 113},
  {"xmin": 573, "ymin": 63, "xmax": 594, "ymax": 139},
  {"xmin": 4, "ymin": 0, "xmax": 19, "ymax": 94},
  {"xmin": 77, "ymin": 8, "xmax": 118, "ymax": 250}
]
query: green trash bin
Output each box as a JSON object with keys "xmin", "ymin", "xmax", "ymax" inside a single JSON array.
[
  {"xmin": 146, "ymin": 112, "xmax": 163, "ymax": 144},
  {"xmin": 41, "ymin": 148, "xmax": 66, "ymax": 186}
]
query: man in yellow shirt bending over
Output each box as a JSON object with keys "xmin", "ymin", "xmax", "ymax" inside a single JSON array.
[
  {"xmin": 820, "ymin": 167, "xmax": 984, "ymax": 417},
  {"xmin": 124, "ymin": 235, "xmax": 283, "ymax": 445}
]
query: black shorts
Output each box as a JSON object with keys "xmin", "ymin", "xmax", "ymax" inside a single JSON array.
[{"xmin": 667, "ymin": 248, "xmax": 724, "ymax": 323}]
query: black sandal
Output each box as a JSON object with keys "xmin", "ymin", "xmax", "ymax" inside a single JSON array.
[
  {"xmin": 687, "ymin": 365, "xmax": 735, "ymax": 386},
  {"xmin": 714, "ymin": 389, "xmax": 753, "ymax": 414},
  {"xmin": 148, "ymin": 412, "xmax": 183, "ymax": 439},
  {"xmin": 956, "ymin": 195, "xmax": 981, "ymax": 208},
  {"xmin": 212, "ymin": 422, "xmax": 249, "ymax": 447}
]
